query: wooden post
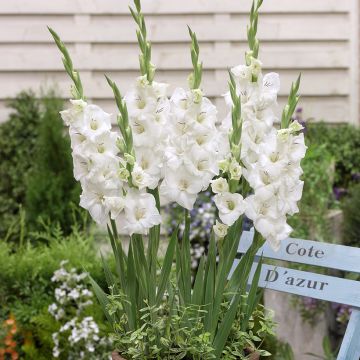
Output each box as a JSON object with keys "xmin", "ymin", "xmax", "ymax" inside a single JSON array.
[{"xmin": 337, "ymin": 309, "xmax": 360, "ymax": 360}]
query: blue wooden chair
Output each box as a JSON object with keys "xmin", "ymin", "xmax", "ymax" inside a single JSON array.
[{"xmin": 232, "ymin": 230, "xmax": 360, "ymax": 360}]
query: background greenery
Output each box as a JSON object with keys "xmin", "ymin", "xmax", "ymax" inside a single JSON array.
[{"xmin": 0, "ymin": 90, "xmax": 83, "ymax": 244}]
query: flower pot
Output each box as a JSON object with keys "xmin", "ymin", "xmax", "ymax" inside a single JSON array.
[
  {"xmin": 111, "ymin": 352, "xmax": 126, "ymax": 360},
  {"xmin": 249, "ymin": 352, "xmax": 260, "ymax": 360}
]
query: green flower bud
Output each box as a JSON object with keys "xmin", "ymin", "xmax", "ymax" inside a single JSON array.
[
  {"xmin": 124, "ymin": 153, "xmax": 135, "ymax": 165},
  {"xmin": 187, "ymin": 73, "xmax": 195, "ymax": 89},
  {"xmin": 192, "ymin": 88, "xmax": 203, "ymax": 104},
  {"xmin": 289, "ymin": 120, "xmax": 304, "ymax": 134},
  {"xmin": 218, "ymin": 159, "xmax": 230, "ymax": 172},
  {"xmin": 231, "ymin": 143, "xmax": 241, "ymax": 160},
  {"xmin": 118, "ymin": 168, "xmax": 130, "ymax": 182},
  {"xmin": 229, "ymin": 159, "xmax": 242, "ymax": 181},
  {"xmin": 116, "ymin": 138, "xmax": 126, "ymax": 153}
]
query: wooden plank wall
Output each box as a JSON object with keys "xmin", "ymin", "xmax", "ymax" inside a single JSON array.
[{"xmin": 0, "ymin": 0, "xmax": 358, "ymax": 125}]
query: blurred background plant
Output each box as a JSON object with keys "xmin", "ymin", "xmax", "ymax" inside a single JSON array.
[{"xmin": 0, "ymin": 90, "xmax": 85, "ymax": 244}]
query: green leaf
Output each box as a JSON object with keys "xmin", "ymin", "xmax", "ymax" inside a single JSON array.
[
  {"xmin": 156, "ymin": 227, "xmax": 178, "ymax": 304},
  {"xmin": 204, "ymin": 233, "xmax": 216, "ymax": 332},
  {"xmin": 242, "ymin": 256, "xmax": 263, "ymax": 331},
  {"xmin": 88, "ymin": 275, "xmax": 114, "ymax": 327},
  {"xmin": 192, "ymin": 256, "xmax": 205, "ymax": 306}
]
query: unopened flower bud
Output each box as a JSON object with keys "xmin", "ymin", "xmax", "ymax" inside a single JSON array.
[
  {"xmin": 218, "ymin": 159, "xmax": 230, "ymax": 172},
  {"xmin": 289, "ymin": 120, "xmax": 304, "ymax": 134},
  {"xmin": 213, "ymin": 220, "xmax": 228, "ymax": 238},
  {"xmin": 250, "ymin": 57, "xmax": 262, "ymax": 78},
  {"xmin": 231, "ymin": 143, "xmax": 241, "ymax": 160},
  {"xmin": 187, "ymin": 73, "xmax": 195, "ymax": 89},
  {"xmin": 118, "ymin": 168, "xmax": 130, "ymax": 181},
  {"xmin": 229, "ymin": 159, "xmax": 242, "ymax": 180},
  {"xmin": 245, "ymin": 50, "xmax": 254, "ymax": 65},
  {"xmin": 124, "ymin": 153, "xmax": 135, "ymax": 165},
  {"xmin": 192, "ymin": 88, "xmax": 203, "ymax": 104},
  {"xmin": 277, "ymin": 128, "xmax": 290, "ymax": 141},
  {"xmin": 116, "ymin": 138, "xmax": 126, "ymax": 153}
]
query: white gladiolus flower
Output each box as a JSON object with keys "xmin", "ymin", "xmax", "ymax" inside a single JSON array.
[
  {"xmin": 210, "ymin": 178, "xmax": 229, "ymax": 194},
  {"xmin": 213, "ymin": 220, "xmax": 228, "ymax": 238},
  {"xmin": 131, "ymin": 163, "xmax": 153, "ymax": 190},
  {"xmin": 214, "ymin": 192, "xmax": 246, "ymax": 226},
  {"xmin": 104, "ymin": 196, "xmax": 125, "ymax": 220},
  {"xmin": 60, "ymin": 99, "xmax": 87, "ymax": 127},
  {"xmin": 79, "ymin": 184, "xmax": 112, "ymax": 225},
  {"xmin": 119, "ymin": 191, "xmax": 162, "ymax": 235},
  {"xmin": 229, "ymin": 159, "xmax": 242, "ymax": 180},
  {"xmin": 254, "ymin": 216, "xmax": 292, "ymax": 251},
  {"xmin": 77, "ymin": 105, "xmax": 112, "ymax": 140},
  {"xmin": 79, "ymin": 131, "xmax": 119, "ymax": 157},
  {"xmin": 160, "ymin": 166, "xmax": 204, "ymax": 210}
]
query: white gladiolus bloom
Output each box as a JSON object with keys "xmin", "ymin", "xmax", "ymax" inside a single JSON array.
[
  {"xmin": 79, "ymin": 183, "xmax": 114, "ymax": 225},
  {"xmin": 104, "ymin": 196, "xmax": 125, "ymax": 220},
  {"xmin": 75, "ymin": 105, "xmax": 112, "ymax": 140},
  {"xmin": 214, "ymin": 192, "xmax": 246, "ymax": 226},
  {"xmin": 211, "ymin": 178, "xmax": 229, "ymax": 194},
  {"xmin": 60, "ymin": 99, "xmax": 87, "ymax": 127},
  {"xmin": 213, "ymin": 220, "xmax": 228, "ymax": 238},
  {"xmin": 119, "ymin": 191, "xmax": 162, "ymax": 236},
  {"xmin": 131, "ymin": 163, "xmax": 154, "ymax": 190},
  {"xmin": 60, "ymin": 43, "xmax": 306, "ymax": 248},
  {"xmin": 160, "ymin": 166, "xmax": 204, "ymax": 210}
]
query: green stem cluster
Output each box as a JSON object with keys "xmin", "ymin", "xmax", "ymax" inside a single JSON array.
[
  {"xmin": 188, "ymin": 26, "xmax": 203, "ymax": 90},
  {"xmin": 48, "ymin": 27, "xmax": 84, "ymax": 100},
  {"xmin": 246, "ymin": 0, "xmax": 263, "ymax": 63},
  {"xmin": 129, "ymin": 0, "xmax": 155, "ymax": 83},
  {"xmin": 281, "ymin": 74, "xmax": 301, "ymax": 129},
  {"xmin": 228, "ymin": 70, "xmax": 242, "ymax": 164}
]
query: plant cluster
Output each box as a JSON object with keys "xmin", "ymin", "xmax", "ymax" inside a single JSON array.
[
  {"xmin": 49, "ymin": 0, "xmax": 306, "ymax": 358},
  {"xmin": 48, "ymin": 261, "xmax": 111, "ymax": 359}
]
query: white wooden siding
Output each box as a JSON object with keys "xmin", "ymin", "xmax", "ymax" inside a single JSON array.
[{"xmin": 0, "ymin": 0, "xmax": 358, "ymax": 124}]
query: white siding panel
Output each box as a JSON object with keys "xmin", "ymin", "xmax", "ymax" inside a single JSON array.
[
  {"xmin": 0, "ymin": 0, "xmax": 358, "ymax": 124},
  {"xmin": 0, "ymin": 0, "xmax": 351, "ymax": 15}
]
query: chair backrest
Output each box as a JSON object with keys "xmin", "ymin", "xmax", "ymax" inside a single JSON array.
[{"xmin": 232, "ymin": 230, "xmax": 360, "ymax": 360}]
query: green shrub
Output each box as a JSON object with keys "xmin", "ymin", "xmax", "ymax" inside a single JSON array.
[
  {"xmin": 0, "ymin": 91, "xmax": 41, "ymax": 241},
  {"xmin": 306, "ymin": 122, "xmax": 360, "ymax": 188},
  {"xmin": 25, "ymin": 93, "xmax": 82, "ymax": 235},
  {"xmin": 341, "ymin": 182, "xmax": 360, "ymax": 247},
  {"xmin": 0, "ymin": 90, "xmax": 83, "ymax": 242}
]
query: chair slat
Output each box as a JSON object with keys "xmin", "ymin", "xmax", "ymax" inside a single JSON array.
[
  {"xmin": 238, "ymin": 231, "xmax": 360, "ymax": 274},
  {"xmin": 230, "ymin": 260, "xmax": 360, "ymax": 308},
  {"xmin": 337, "ymin": 309, "xmax": 360, "ymax": 360}
]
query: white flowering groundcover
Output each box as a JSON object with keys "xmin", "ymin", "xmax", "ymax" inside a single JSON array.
[{"xmin": 49, "ymin": 0, "xmax": 306, "ymax": 357}]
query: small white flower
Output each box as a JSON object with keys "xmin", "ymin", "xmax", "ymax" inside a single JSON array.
[
  {"xmin": 213, "ymin": 220, "xmax": 228, "ymax": 238},
  {"xmin": 214, "ymin": 192, "xmax": 246, "ymax": 226},
  {"xmin": 229, "ymin": 159, "xmax": 242, "ymax": 180},
  {"xmin": 210, "ymin": 178, "xmax": 229, "ymax": 194}
]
